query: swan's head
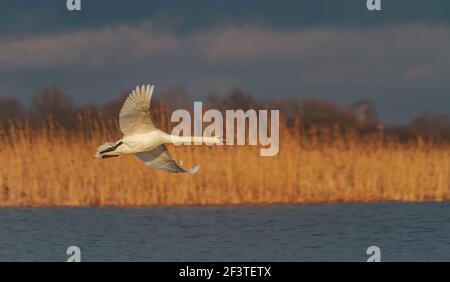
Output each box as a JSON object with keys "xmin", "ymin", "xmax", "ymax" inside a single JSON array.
[
  {"xmin": 95, "ymin": 151, "xmax": 119, "ymax": 159},
  {"xmin": 95, "ymin": 141, "xmax": 122, "ymax": 158}
]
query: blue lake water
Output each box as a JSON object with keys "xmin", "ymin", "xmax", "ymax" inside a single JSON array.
[{"xmin": 0, "ymin": 203, "xmax": 450, "ymax": 261}]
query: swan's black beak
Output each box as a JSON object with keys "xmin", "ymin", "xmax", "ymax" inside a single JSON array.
[
  {"xmin": 99, "ymin": 141, "xmax": 123, "ymax": 154},
  {"xmin": 101, "ymin": 154, "xmax": 119, "ymax": 159}
]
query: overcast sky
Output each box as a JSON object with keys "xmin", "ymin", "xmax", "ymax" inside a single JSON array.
[{"xmin": 0, "ymin": 0, "xmax": 449, "ymax": 124}]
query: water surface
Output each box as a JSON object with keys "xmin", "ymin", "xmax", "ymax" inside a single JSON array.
[{"xmin": 0, "ymin": 203, "xmax": 449, "ymax": 261}]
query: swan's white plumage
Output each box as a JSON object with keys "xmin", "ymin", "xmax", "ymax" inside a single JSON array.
[
  {"xmin": 97, "ymin": 83, "xmax": 201, "ymax": 174},
  {"xmin": 119, "ymin": 84, "xmax": 155, "ymax": 135},
  {"xmin": 136, "ymin": 145, "xmax": 199, "ymax": 174}
]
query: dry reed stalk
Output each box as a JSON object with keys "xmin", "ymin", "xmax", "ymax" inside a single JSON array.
[{"xmin": 0, "ymin": 121, "xmax": 448, "ymax": 207}]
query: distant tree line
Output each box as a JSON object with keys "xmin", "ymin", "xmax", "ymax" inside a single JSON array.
[{"xmin": 1, "ymin": 86, "xmax": 449, "ymax": 143}]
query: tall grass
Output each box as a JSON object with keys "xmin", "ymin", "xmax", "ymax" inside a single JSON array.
[{"xmin": 0, "ymin": 119, "xmax": 449, "ymax": 207}]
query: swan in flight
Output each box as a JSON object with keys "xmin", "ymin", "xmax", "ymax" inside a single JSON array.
[{"xmin": 95, "ymin": 83, "xmax": 220, "ymax": 173}]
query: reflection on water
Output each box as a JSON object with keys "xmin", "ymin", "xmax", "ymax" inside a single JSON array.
[{"xmin": 0, "ymin": 203, "xmax": 450, "ymax": 261}]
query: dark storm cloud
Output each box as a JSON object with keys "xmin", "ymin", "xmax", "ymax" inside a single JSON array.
[
  {"xmin": 1, "ymin": 0, "xmax": 450, "ymax": 38},
  {"xmin": 0, "ymin": 0, "xmax": 449, "ymax": 123}
]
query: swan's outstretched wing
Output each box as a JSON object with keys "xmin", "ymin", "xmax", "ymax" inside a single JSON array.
[
  {"xmin": 136, "ymin": 145, "xmax": 199, "ymax": 174},
  {"xmin": 119, "ymin": 84, "xmax": 156, "ymax": 135}
]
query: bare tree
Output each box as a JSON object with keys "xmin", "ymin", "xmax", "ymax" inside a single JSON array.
[
  {"xmin": 300, "ymin": 98, "xmax": 357, "ymax": 128},
  {"xmin": 224, "ymin": 88, "xmax": 257, "ymax": 111},
  {"xmin": 103, "ymin": 90, "xmax": 128, "ymax": 121},
  {"xmin": 0, "ymin": 97, "xmax": 23, "ymax": 125},
  {"xmin": 205, "ymin": 92, "xmax": 223, "ymax": 110},
  {"xmin": 161, "ymin": 86, "xmax": 189, "ymax": 111},
  {"xmin": 351, "ymin": 99, "xmax": 378, "ymax": 126},
  {"xmin": 409, "ymin": 112, "xmax": 450, "ymax": 142},
  {"xmin": 30, "ymin": 87, "xmax": 75, "ymax": 129}
]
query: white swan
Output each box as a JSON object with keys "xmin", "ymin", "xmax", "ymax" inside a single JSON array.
[{"xmin": 95, "ymin": 83, "xmax": 220, "ymax": 173}]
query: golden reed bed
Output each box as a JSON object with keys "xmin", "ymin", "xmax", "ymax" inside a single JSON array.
[{"xmin": 0, "ymin": 122, "xmax": 449, "ymax": 207}]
